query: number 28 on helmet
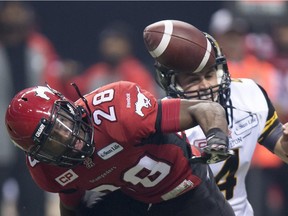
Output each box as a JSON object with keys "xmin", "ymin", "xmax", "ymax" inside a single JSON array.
[{"xmin": 5, "ymin": 86, "xmax": 94, "ymax": 167}]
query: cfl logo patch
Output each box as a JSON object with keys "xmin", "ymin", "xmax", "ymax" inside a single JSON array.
[{"xmin": 55, "ymin": 169, "xmax": 78, "ymax": 186}]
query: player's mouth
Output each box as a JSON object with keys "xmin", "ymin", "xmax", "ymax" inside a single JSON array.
[{"xmin": 75, "ymin": 139, "xmax": 84, "ymax": 151}]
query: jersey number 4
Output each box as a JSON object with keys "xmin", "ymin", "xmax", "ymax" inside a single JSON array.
[{"xmin": 215, "ymin": 149, "xmax": 239, "ymax": 200}]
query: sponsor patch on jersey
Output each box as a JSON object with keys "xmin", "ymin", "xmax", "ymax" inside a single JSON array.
[
  {"xmin": 135, "ymin": 86, "xmax": 151, "ymax": 117},
  {"xmin": 97, "ymin": 142, "xmax": 123, "ymax": 160},
  {"xmin": 235, "ymin": 114, "xmax": 258, "ymax": 135},
  {"xmin": 161, "ymin": 179, "xmax": 194, "ymax": 201},
  {"xmin": 55, "ymin": 169, "xmax": 78, "ymax": 186}
]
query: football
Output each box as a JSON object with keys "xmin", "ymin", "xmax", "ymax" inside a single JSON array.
[{"xmin": 143, "ymin": 20, "xmax": 216, "ymax": 73}]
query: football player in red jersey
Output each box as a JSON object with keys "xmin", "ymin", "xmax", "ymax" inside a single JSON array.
[{"xmin": 5, "ymin": 81, "xmax": 235, "ymax": 216}]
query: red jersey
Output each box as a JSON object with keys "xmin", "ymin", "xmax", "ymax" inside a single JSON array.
[{"xmin": 27, "ymin": 81, "xmax": 205, "ymax": 207}]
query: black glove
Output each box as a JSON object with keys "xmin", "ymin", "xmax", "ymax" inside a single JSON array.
[{"xmin": 203, "ymin": 128, "xmax": 234, "ymax": 164}]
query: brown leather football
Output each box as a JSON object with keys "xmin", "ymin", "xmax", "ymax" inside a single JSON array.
[{"xmin": 143, "ymin": 20, "xmax": 216, "ymax": 73}]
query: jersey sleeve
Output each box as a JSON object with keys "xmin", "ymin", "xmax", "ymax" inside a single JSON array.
[
  {"xmin": 80, "ymin": 81, "xmax": 183, "ymax": 144},
  {"xmin": 257, "ymin": 84, "xmax": 282, "ymax": 152},
  {"xmin": 79, "ymin": 81, "xmax": 159, "ymax": 144},
  {"xmin": 116, "ymin": 82, "xmax": 182, "ymax": 142},
  {"xmin": 116, "ymin": 81, "xmax": 159, "ymax": 143}
]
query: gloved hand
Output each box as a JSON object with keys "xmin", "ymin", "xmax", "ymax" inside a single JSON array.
[{"xmin": 203, "ymin": 128, "xmax": 234, "ymax": 164}]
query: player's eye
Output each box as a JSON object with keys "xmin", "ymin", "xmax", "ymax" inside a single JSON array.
[
  {"xmin": 205, "ymin": 74, "xmax": 213, "ymax": 79},
  {"xmin": 205, "ymin": 70, "xmax": 216, "ymax": 79}
]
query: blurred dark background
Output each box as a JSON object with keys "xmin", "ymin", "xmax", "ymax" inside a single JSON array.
[
  {"xmin": 29, "ymin": 1, "xmax": 222, "ymax": 68},
  {"xmin": 2, "ymin": 1, "xmax": 288, "ymax": 216}
]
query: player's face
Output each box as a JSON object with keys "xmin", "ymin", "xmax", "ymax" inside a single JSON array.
[
  {"xmin": 52, "ymin": 116, "xmax": 85, "ymax": 150},
  {"xmin": 39, "ymin": 113, "xmax": 86, "ymax": 160},
  {"xmin": 175, "ymin": 67, "xmax": 219, "ymax": 100}
]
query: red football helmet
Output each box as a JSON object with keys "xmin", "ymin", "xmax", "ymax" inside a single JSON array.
[{"xmin": 5, "ymin": 86, "xmax": 94, "ymax": 167}]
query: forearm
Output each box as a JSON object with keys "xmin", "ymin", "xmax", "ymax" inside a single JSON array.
[{"xmin": 180, "ymin": 100, "xmax": 228, "ymax": 135}]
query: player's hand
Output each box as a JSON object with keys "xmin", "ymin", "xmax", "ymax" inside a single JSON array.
[
  {"xmin": 281, "ymin": 123, "xmax": 288, "ymax": 142},
  {"xmin": 203, "ymin": 128, "xmax": 234, "ymax": 164},
  {"xmin": 280, "ymin": 123, "xmax": 288, "ymax": 153}
]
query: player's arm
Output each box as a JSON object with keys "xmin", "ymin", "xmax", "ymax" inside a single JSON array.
[
  {"xmin": 160, "ymin": 98, "xmax": 231, "ymax": 162},
  {"xmin": 161, "ymin": 98, "xmax": 228, "ymax": 135},
  {"xmin": 256, "ymin": 84, "xmax": 288, "ymax": 163},
  {"xmin": 273, "ymin": 123, "xmax": 288, "ymax": 163},
  {"xmin": 179, "ymin": 99, "xmax": 228, "ymax": 134}
]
